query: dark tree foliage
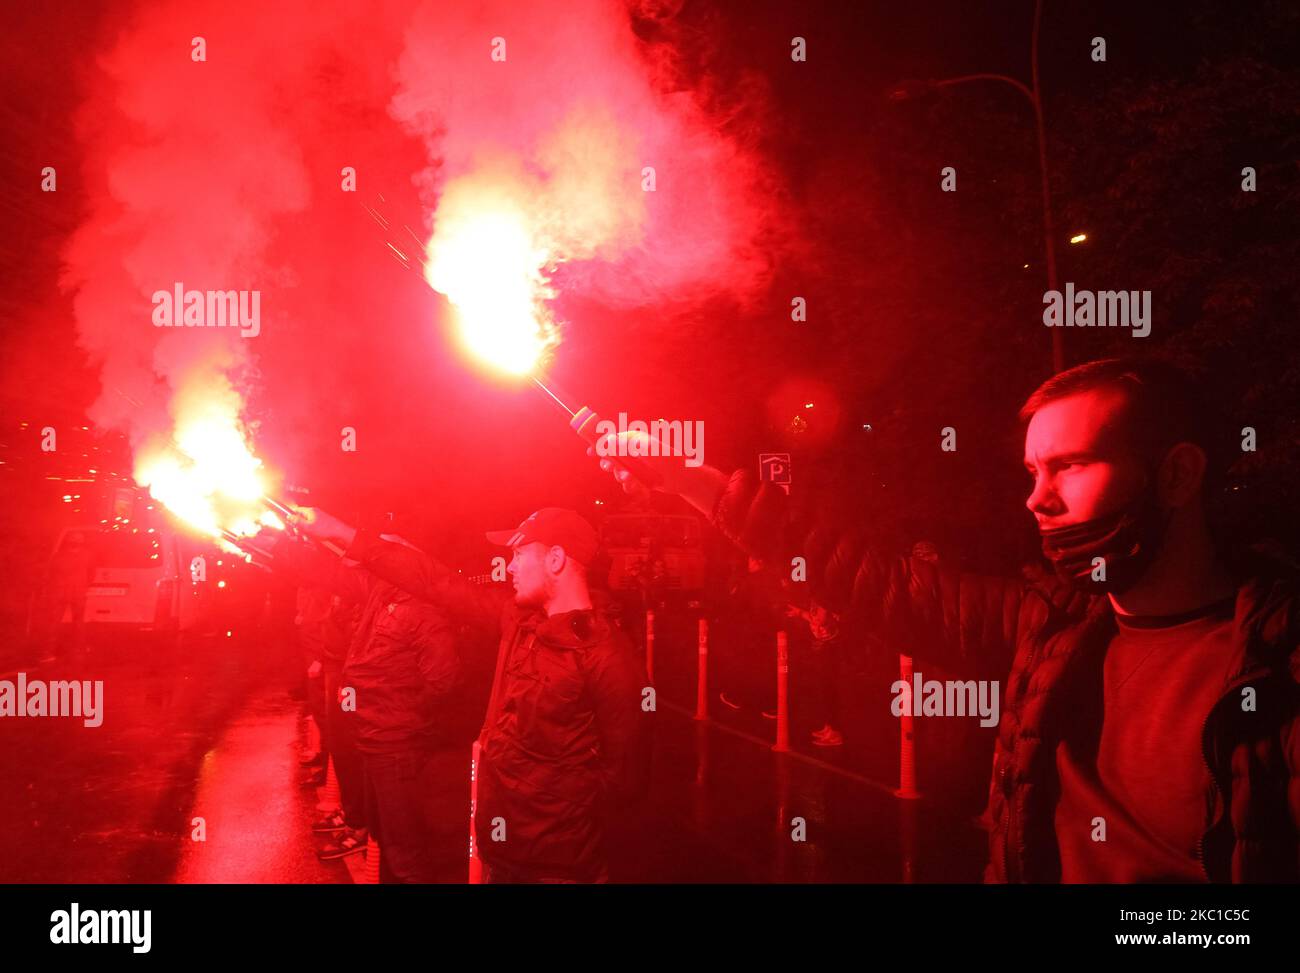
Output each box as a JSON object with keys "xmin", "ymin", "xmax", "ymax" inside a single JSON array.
[{"xmin": 776, "ymin": 5, "xmax": 1300, "ymax": 570}]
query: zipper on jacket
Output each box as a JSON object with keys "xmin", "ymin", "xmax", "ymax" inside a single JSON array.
[{"xmin": 1194, "ymin": 700, "xmax": 1218, "ymax": 882}]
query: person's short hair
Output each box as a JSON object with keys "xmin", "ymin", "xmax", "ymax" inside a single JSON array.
[{"xmin": 1018, "ymin": 356, "xmax": 1224, "ymax": 486}]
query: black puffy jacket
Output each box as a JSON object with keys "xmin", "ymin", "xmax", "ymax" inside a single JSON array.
[
  {"xmin": 476, "ymin": 604, "xmax": 649, "ymax": 878},
  {"xmin": 710, "ymin": 468, "xmax": 1300, "ymax": 883}
]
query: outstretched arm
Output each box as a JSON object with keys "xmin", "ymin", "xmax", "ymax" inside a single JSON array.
[
  {"xmin": 293, "ymin": 508, "xmax": 507, "ymax": 629},
  {"xmin": 346, "ymin": 528, "xmax": 508, "ymax": 632}
]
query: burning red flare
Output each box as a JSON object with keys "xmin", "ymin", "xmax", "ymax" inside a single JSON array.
[
  {"xmin": 133, "ymin": 380, "xmax": 279, "ymax": 552},
  {"xmin": 425, "ymin": 200, "xmax": 557, "ymax": 376}
]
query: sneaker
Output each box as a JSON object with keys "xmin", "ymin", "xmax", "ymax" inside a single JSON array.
[
  {"xmin": 318, "ymin": 828, "xmax": 368, "ymax": 861},
  {"xmin": 718, "ymin": 692, "xmax": 741, "ymax": 711},
  {"xmin": 312, "ymin": 809, "xmax": 346, "ymax": 833},
  {"xmin": 812, "ymin": 727, "xmax": 844, "ymax": 747}
]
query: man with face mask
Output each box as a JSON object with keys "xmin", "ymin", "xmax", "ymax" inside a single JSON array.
[{"xmin": 591, "ymin": 357, "xmax": 1300, "ymax": 883}]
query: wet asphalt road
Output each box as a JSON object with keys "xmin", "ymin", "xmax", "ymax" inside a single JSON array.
[
  {"xmin": 0, "ymin": 628, "xmax": 346, "ymax": 883},
  {"xmin": 0, "ymin": 621, "xmax": 988, "ymax": 883}
]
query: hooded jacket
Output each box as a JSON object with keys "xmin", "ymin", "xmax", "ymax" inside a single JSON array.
[
  {"xmin": 710, "ymin": 468, "xmax": 1300, "ymax": 883},
  {"xmin": 343, "ymin": 529, "xmax": 652, "ymax": 879}
]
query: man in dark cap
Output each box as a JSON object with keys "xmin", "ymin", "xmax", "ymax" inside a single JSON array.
[{"xmin": 298, "ymin": 507, "xmax": 652, "ymax": 883}]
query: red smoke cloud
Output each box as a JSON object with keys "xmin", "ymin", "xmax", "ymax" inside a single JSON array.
[
  {"xmin": 392, "ymin": 0, "xmax": 779, "ymax": 310},
  {"xmin": 60, "ymin": 0, "xmax": 786, "ymax": 496}
]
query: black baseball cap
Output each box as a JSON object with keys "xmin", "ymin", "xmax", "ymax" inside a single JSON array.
[{"xmin": 486, "ymin": 508, "xmax": 599, "ymax": 566}]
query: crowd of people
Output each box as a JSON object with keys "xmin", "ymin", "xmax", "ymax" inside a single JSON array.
[{"xmin": 267, "ymin": 356, "xmax": 1297, "ymax": 883}]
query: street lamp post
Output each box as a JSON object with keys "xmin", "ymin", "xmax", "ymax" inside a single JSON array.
[{"xmin": 889, "ymin": 0, "xmax": 1063, "ymax": 373}]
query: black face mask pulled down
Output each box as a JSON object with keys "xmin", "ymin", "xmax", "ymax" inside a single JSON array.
[{"xmin": 1039, "ymin": 490, "xmax": 1170, "ymax": 595}]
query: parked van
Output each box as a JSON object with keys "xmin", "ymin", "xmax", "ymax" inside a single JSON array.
[{"xmin": 42, "ymin": 525, "xmax": 206, "ymax": 635}]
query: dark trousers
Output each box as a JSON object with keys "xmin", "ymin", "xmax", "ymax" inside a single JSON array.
[
  {"xmin": 362, "ymin": 747, "xmax": 439, "ymax": 883},
  {"xmin": 305, "ymin": 668, "xmax": 328, "ymax": 751},
  {"xmin": 323, "ymin": 670, "xmax": 365, "ymax": 829}
]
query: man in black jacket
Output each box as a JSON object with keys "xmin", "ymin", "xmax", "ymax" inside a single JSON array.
[
  {"xmin": 297, "ymin": 507, "xmax": 652, "ymax": 883},
  {"xmin": 592, "ymin": 357, "xmax": 1300, "ymax": 883},
  {"xmin": 276, "ymin": 535, "xmax": 459, "ymax": 882}
]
